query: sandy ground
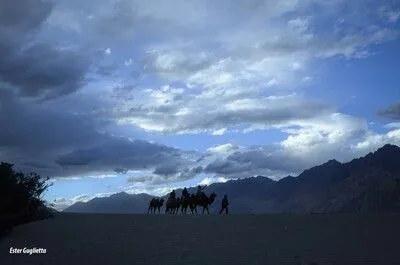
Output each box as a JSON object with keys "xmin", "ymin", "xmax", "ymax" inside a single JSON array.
[{"xmin": 1, "ymin": 213, "xmax": 400, "ymax": 265}]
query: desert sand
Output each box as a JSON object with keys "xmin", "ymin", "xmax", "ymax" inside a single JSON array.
[{"xmin": 1, "ymin": 213, "xmax": 400, "ymax": 265}]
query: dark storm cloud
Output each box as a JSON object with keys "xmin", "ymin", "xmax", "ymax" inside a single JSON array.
[
  {"xmin": 177, "ymin": 166, "xmax": 203, "ymax": 180},
  {"xmin": 204, "ymin": 158, "xmax": 252, "ymax": 175},
  {"xmin": 127, "ymin": 166, "xmax": 204, "ymax": 185},
  {"xmin": 0, "ymin": 0, "xmax": 90, "ymax": 99},
  {"xmin": 56, "ymin": 138, "xmax": 179, "ymax": 167},
  {"xmin": 0, "ymin": 91, "xmax": 107, "ymax": 176},
  {"xmin": 127, "ymin": 175, "xmax": 150, "ymax": 183},
  {"xmin": 55, "ymin": 138, "xmax": 189, "ymax": 177},
  {"xmin": 0, "ymin": 0, "xmax": 53, "ymax": 33},
  {"xmin": 0, "ymin": 90, "xmax": 194, "ymax": 179},
  {"xmin": 153, "ymin": 164, "xmax": 180, "ymax": 176},
  {"xmin": 114, "ymin": 168, "xmax": 129, "ymax": 174},
  {"xmin": 0, "ymin": 92, "xmax": 106, "ymax": 151},
  {"xmin": 204, "ymin": 149, "xmax": 306, "ymax": 176},
  {"xmin": 0, "ymin": 0, "xmax": 198, "ymax": 180},
  {"xmin": 378, "ymin": 102, "xmax": 400, "ymax": 120},
  {"xmin": 0, "ymin": 44, "xmax": 89, "ymax": 99}
]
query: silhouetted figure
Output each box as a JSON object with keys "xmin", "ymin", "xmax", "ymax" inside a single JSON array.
[
  {"xmin": 155, "ymin": 199, "xmax": 164, "ymax": 214},
  {"xmin": 395, "ymin": 178, "xmax": 400, "ymax": 197},
  {"xmin": 189, "ymin": 193, "xmax": 197, "ymax": 214},
  {"xmin": 147, "ymin": 198, "xmax": 156, "ymax": 214},
  {"xmin": 196, "ymin": 185, "xmax": 207, "ymax": 199},
  {"xmin": 165, "ymin": 196, "xmax": 177, "ymax": 214},
  {"xmin": 165, "ymin": 190, "xmax": 179, "ymax": 214},
  {"xmin": 219, "ymin": 195, "xmax": 229, "ymax": 214},
  {"xmin": 182, "ymin": 187, "xmax": 189, "ymax": 198},
  {"xmin": 166, "ymin": 190, "xmax": 177, "ymax": 214},
  {"xmin": 176, "ymin": 196, "xmax": 182, "ymax": 214},
  {"xmin": 147, "ymin": 198, "xmax": 164, "ymax": 214},
  {"xmin": 181, "ymin": 197, "xmax": 189, "ymax": 214},
  {"xmin": 189, "ymin": 192, "xmax": 217, "ymax": 214},
  {"xmin": 180, "ymin": 187, "xmax": 190, "ymax": 214},
  {"xmin": 200, "ymin": 192, "xmax": 217, "ymax": 214}
]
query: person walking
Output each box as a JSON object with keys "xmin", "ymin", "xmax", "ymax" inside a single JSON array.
[{"xmin": 219, "ymin": 194, "xmax": 229, "ymax": 214}]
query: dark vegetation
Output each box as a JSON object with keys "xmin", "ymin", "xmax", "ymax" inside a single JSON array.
[{"xmin": 0, "ymin": 162, "xmax": 54, "ymax": 237}]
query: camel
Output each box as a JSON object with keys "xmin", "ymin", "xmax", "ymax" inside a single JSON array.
[
  {"xmin": 189, "ymin": 195, "xmax": 197, "ymax": 214},
  {"xmin": 147, "ymin": 198, "xmax": 156, "ymax": 214},
  {"xmin": 165, "ymin": 196, "xmax": 179, "ymax": 214},
  {"xmin": 147, "ymin": 198, "xmax": 164, "ymax": 214},
  {"xmin": 176, "ymin": 197, "xmax": 184, "ymax": 214},
  {"xmin": 189, "ymin": 192, "xmax": 217, "ymax": 214},
  {"xmin": 155, "ymin": 199, "xmax": 164, "ymax": 214},
  {"xmin": 180, "ymin": 195, "xmax": 191, "ymax": 214},
  {"xmin": 151, "ymin": 192, "xmax": 219, "ymax": 215}
]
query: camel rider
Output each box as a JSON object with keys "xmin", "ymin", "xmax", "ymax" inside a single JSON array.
[
  {"xmin": 182, "ymin": 187, "xmax": 189, "ymax": 198},
  {"xmin": 170, "ymin": 189, "xmax": 176, "ymax": 199},
  {"xmin": 196, "ymin": 185, "xmax": 206, "ymax": 198}
]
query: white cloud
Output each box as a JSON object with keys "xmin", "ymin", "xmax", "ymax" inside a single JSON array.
[
  {"xmin": 211, "ymin": 128, "xmax": 227, "ymax": 136},
  {"xmin": 385, "ymin": 122, "xmax": 400, "ymax": 129},
  {"xmin": 116, "ymin": 87, "xmax": 333, "ymax": 135},
  {"xmin": 89, "ymin": 174, "xmax": 118, "ymax": 179},
  {"xmin": 201, "ymin": 114, "xmax": 400, "ymax": 178},
  {"xmin": 52, "ymin": 192, "xmax": 117, "ymax": 210},
  {"xmin": 95, "ymin": 0, "xmax": 399, "ymax": 138},
  {"xmin": 288, "ymin": 17, "xmax": 310, "ymax": 33},
  {"xmin": 355, "ymin": 129, "xmax": 400, "ymax": 153},
  {"xmin": 207, "ymin": 143, "xmax": 241, "ymax": 156},
  {"xmin": 2, "ymin": 0, "xmax": 400, "ymax": 188},
  {"xmin": 199, "ymin": 176, "xmax": 229, "ymax": 186},
  {"xmin": 122, "ymin": 185, "xmax": 176, "ymax": 197},
  {"xmin": 267, "ymin": 78, "xmax": 279, "ymax": 87},
  {"xmin": 52, "ymin": 194, "xmax": 91, "ymax": 211},
  {"xmin": 280, "ymin": 113, "xmax": 368, "ymax": 154}
]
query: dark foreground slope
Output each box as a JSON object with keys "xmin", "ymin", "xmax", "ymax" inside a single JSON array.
[
  {"xmin": 65, "ymin": 144, "xmax": 400, "ymax": 214},
  {"xmin": 1, "ymin": 213, "xmax": 400, "ymax": 265}
]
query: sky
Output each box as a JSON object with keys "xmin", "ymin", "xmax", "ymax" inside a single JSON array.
[{"xmin": 0, "ymin": 0, "xmax": 399, "ymax": 210}]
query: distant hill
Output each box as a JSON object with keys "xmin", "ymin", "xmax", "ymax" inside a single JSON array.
[
  {"xmin": 64, "ymin": 144, "xmax": 400, "ymax": 214},
  {"xmin": 65, "ymin": 193, "xmax": 153, "ymax": 213}
]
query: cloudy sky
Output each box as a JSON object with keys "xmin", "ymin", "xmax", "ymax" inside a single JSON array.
[{"xmin": 1, "ymin": 0, "xmax": 399, "ymax": 210}]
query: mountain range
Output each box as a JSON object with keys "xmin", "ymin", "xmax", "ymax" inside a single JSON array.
[{"xmin": 64, "ymin": 144, "xmax": 400, "ymax": 214}]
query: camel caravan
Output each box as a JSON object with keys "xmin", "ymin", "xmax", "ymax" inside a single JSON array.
[{"xmin": 147, "ymin": 185, "xmax": 226, "ymax": 214}]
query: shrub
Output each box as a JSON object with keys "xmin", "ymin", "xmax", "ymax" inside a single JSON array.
[{"xmin": 0, "ymin": 162, "xmax": 53, "ymax": 236}]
